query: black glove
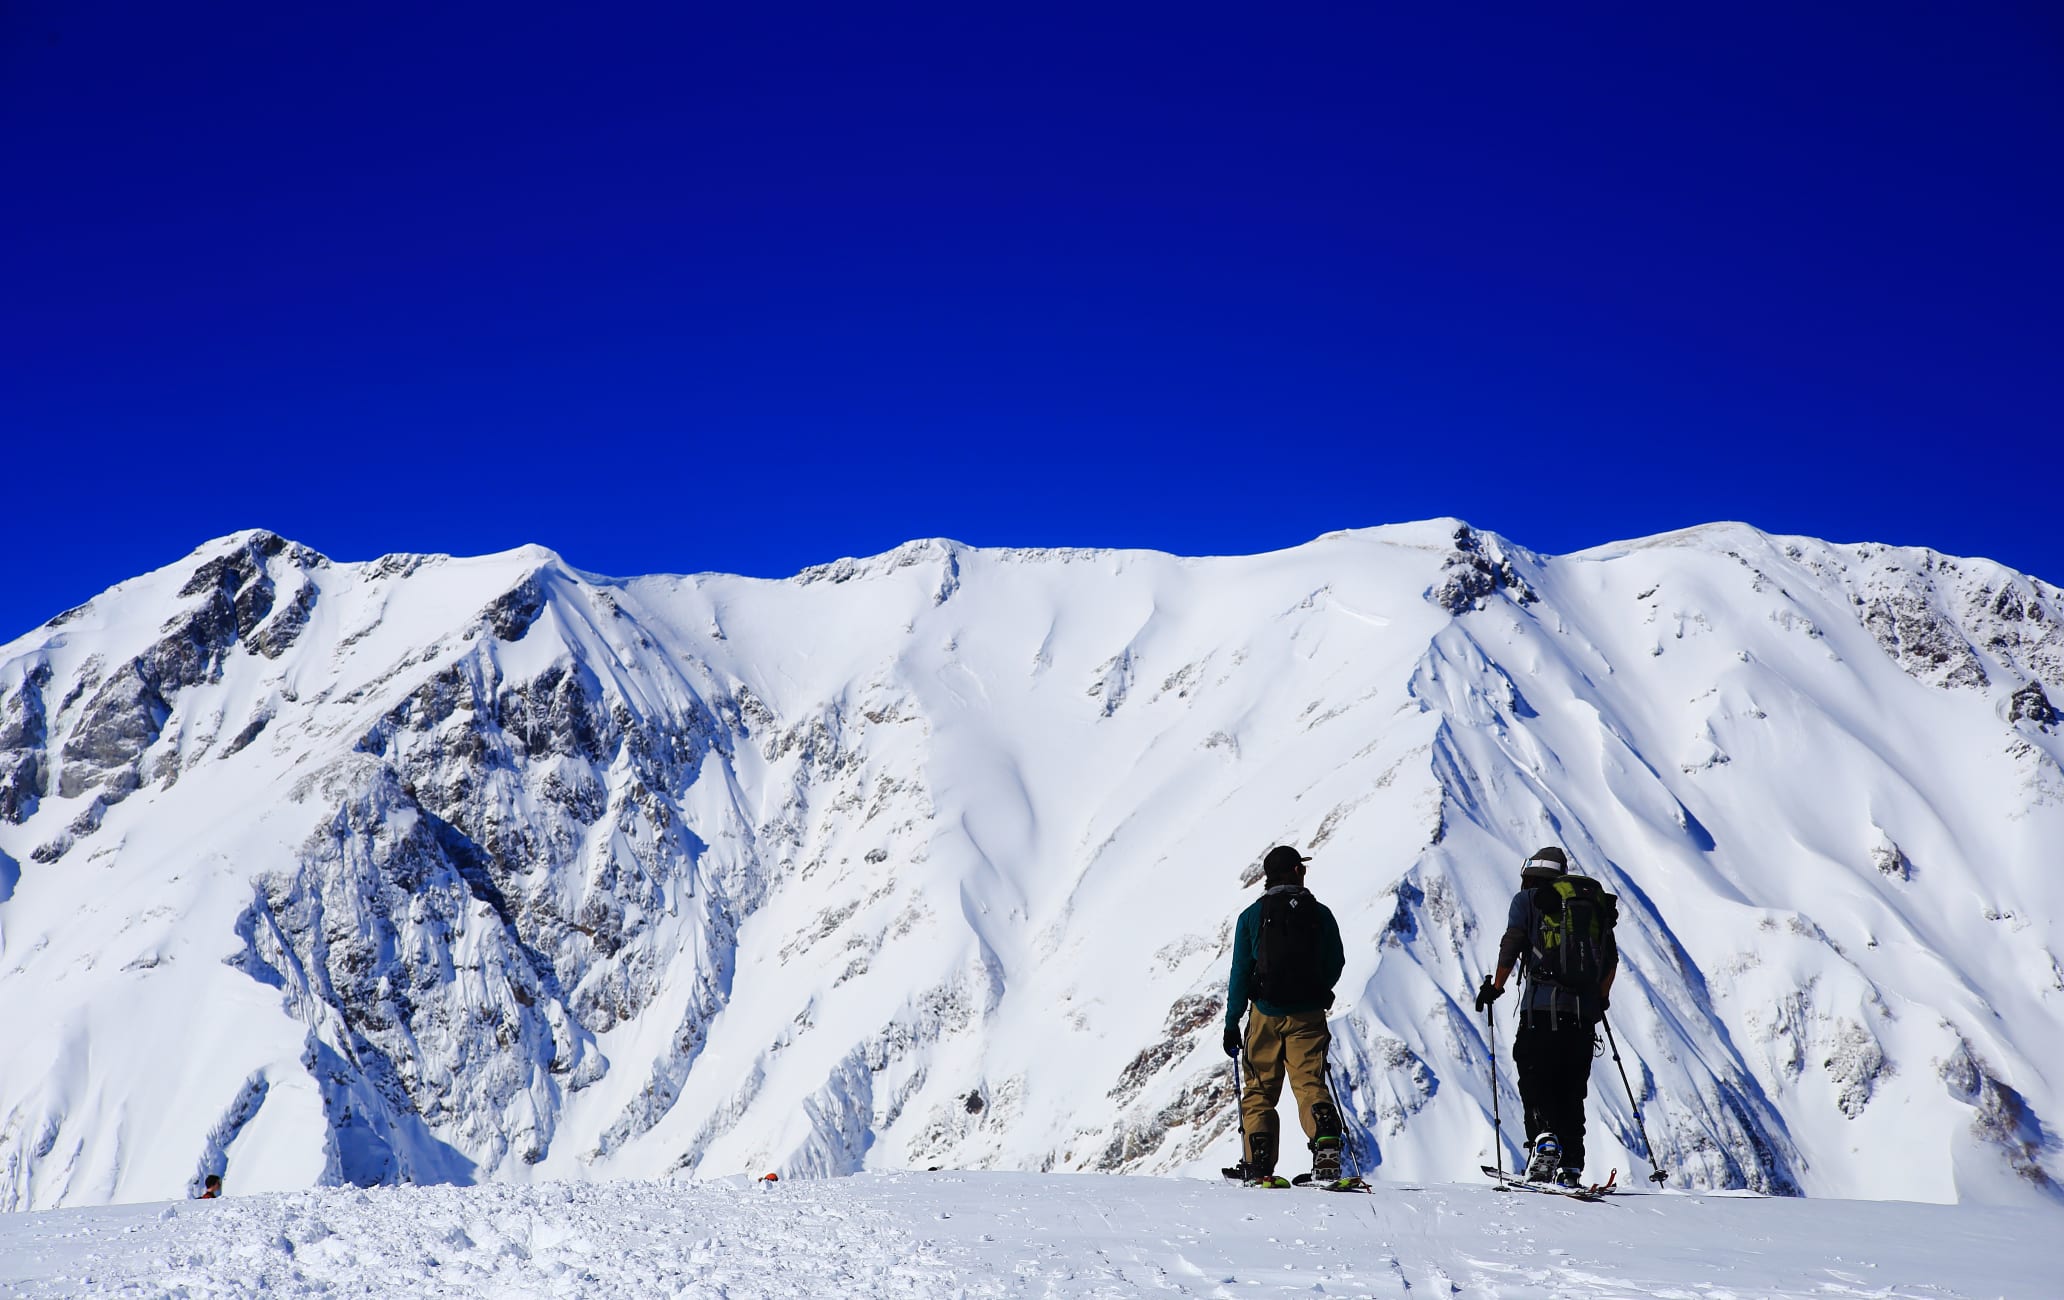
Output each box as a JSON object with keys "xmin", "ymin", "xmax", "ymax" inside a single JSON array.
[
  {"xmin": 1475, "ymin": 976, "xmax": 1504, "ymax": 1012},
  {"xmin": 1223, "ymin": 1025, "xmax": 1241, "ymax": 1058}
]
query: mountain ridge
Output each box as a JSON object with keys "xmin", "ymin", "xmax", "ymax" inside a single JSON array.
[{"xmin": 2, "ymin": 521, "xmax": 2060, "ymax": 1210}]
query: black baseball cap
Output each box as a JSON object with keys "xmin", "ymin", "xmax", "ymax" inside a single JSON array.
[{"xmin": 1262, "ymin": 845, "xmax": 1311, "ymax": 882}]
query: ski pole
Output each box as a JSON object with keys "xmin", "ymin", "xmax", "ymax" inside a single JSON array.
[
  {"xmin": 1486, "ymin": 1000, "xmax": 1507, "ymax": 1178},
  {"xmin": 1232, "ymin": 1047, "xmax": 1247, "ymax": 1171},
  {"xmin": 1322, "ymin": 1029, "xmax": 1358, "ymax": 1180},
  {"xmin": 1601, "ymin": 1013, "xmax": 1668, "ymax": 1185}
]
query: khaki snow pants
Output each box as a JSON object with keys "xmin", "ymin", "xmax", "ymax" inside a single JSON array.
[{"xmin": 1239, "ymin": 1008, "xmax": 1334, "ymax": 1171}]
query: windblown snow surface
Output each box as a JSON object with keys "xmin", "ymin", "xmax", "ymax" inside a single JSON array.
[
  {"xmin": 1, "ymin": 520, "xmax": 2061, "ymax": 1230},
  {"xmin": 0, "ymin": 1170, "xmax": 2050, "ymax": 1298}
]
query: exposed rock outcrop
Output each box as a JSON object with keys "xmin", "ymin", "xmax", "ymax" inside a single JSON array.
[
  {"xmin": 1429, "ymin": 525, "xmax": 1537, "ymax": 614},
  {"xmin": 57, "ymin": 534, "xmax": 323, "ymax": 803},
  {"xmin": 2009, "ymin": 681, "xmax": 2057, "ymax": 729},
  {"xmin": 0, "ymin": 663, "xmax": 52, "ymax": 823}
]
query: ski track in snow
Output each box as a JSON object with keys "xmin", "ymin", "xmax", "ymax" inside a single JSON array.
[{"xmin": 0, "ymin": 1171, "xmax": 2047, "ymax": 1299}]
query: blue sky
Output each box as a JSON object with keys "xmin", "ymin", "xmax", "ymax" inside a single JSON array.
[{"xmin": 2, "ymin": 3, "xmax": 2059, "ymax": 636}]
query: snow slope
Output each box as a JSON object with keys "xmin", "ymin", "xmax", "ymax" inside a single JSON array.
[
  {"xmin": 0, "ymin": 1170, "xmax": 2050, "ymax": 1298},
  {"xmin": 1, "ymin": 522, "xmax": 2061, "ymax": 1210}
]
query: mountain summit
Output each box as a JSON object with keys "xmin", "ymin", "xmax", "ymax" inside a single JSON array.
[{"xmin": 2, "ymin": 523, "xmax": 2060, "ymax": 1209}]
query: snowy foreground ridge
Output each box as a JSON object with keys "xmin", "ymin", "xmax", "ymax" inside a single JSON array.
[
  {"xmin": 1, "ymin": 521, "xmax": 2062, "ymax": 1214},
  {"xmin": 0, "ymin": 1170, "xmax": 2050, "ymax": 1299}
]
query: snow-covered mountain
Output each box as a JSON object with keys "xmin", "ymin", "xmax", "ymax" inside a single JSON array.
[{"xmin": 2, "ymin": 521, "xmax": 2060, "ymax": 1211}]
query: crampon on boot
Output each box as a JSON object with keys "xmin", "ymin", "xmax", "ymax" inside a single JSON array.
[
  {"xmin": 1309, "ymin": 1100, "xmax": 1345, "ymax": 1183},
  {"xmin": 1309, "ymin": 1135, "xmax": 1343, "ymax": 1183}
]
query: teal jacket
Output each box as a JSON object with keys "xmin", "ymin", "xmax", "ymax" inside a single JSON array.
[{"xmin": 1225, "ymin": 886, "xmax": 1346, "ymax": 1034}]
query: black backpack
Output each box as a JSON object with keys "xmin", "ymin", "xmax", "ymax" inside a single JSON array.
[
  {"xmin": 1525, "ymin": 875, "xmax": 1618, "ymax": 998},
  {"xmin": 1252, "ymin": 887, "xmax": 1331, "ymax": 1004}
]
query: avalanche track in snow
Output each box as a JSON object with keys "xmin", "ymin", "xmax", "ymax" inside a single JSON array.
[{"xmin": 1, "ymin": 520, "xmax": 2061, "ymax": 1211}]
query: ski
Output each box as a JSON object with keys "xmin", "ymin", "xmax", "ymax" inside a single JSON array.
[
  {"xmin": 1484, "ymin": 1170, "xmax": 1604, "ymax": 1201},
  {"xmin": 1481, "ymin": 1165, "xmax": 1616, "ymax": 1201},
  {"xmin": 1291, "ymin": 1173, "xmax": 1372, "ymax": 1193},
  {"xmin": 1224, "ymin": 1165, "xmax": 1362, "ymax": 1191}
]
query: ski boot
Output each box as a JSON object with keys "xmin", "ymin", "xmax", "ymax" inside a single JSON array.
[
  {"xmin": 1233, "ymin": 1131, "xmax": 1287, "ymax": 1187},
  {"xmin": 1223, "ymin": 1160, "xmax": 1288, "ymax": 1186},
  {"xmin": 1553, "ymin": 1167, "xmax": 1584, "ymax": 1190},
  {"xmin": 1523, "ymin": 1132, "xmax": 1561, "ymax": 1183}
]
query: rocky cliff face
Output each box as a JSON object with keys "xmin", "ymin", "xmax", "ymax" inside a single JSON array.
[{"xmin": 1, "ymin": 523, "xmax": 2060, "ymax": 1209}]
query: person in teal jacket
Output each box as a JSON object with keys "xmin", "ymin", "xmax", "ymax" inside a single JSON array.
[{"xmin": 1223, "ymin": 845, "xmax": 1347, "ymax": 1183}]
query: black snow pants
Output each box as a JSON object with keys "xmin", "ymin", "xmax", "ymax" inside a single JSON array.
[{"xmin": 1513, "ymin": 1010, "xmax": 1596, "ymax": 1172}]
